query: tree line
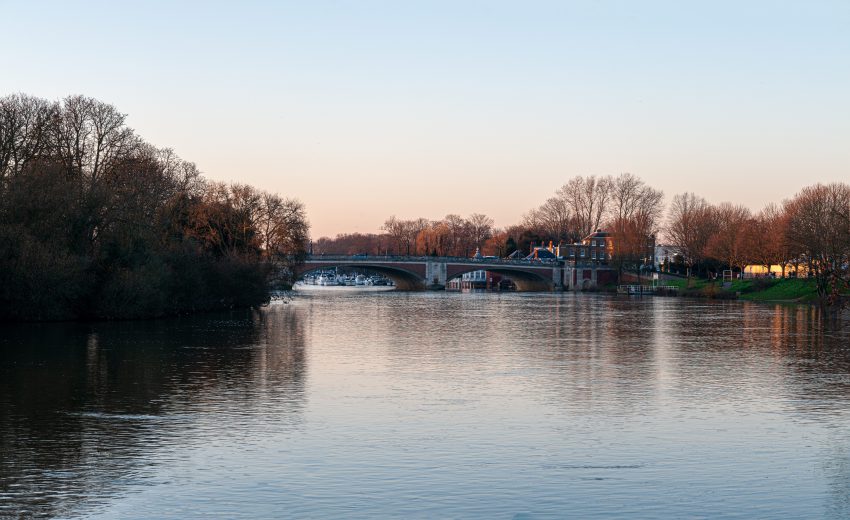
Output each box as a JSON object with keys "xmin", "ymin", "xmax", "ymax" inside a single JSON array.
[
  {"xmin": 0, "ymin": 94, "xmax": 308, "ymax": 321},
  {"xmin": 316, "ymin": 173, "xmax": 849, "ymax": 303},
  {"xmin": 314, "ymin": 213, "xmax": 500, "ymax": 258},
  {"xmin": 315, "ymin": 173, "xmax": 665, "ymax": 271},
  {"xmin": 667, "ymin": 184, "xmax": 850, "ymax": 303}
]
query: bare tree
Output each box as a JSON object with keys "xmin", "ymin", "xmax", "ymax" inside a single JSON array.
[
  {"xmin": 519, "ymin": 175, "xmax": 613, "ymax": 246},
  {"xmin": 260, "ymin": 192, "xmax": 309, "ymax": 261},
  {"xmin": 666, "ymin": 192, "xmax": 715, "ymax": 279},
  {"xmin": 467, "ymin": 213, "xmax": 494, "ymax": 250},
  {"xmin": 0, "ymin": 94, "xmax": 55, "ymax": 185},
  {"xmin": 442, "ymin": 214, "xmax": 468, "ymax": 256},
  {"xmin": 559, "ymin": 175, "xmax": 613, "ymax": 239},
  {"xmin": 415, "ymin": 221, "xmax": 444, "ymax": 256},
  {"xmin": 314, "ymin": 232, "xmax": 386, "ymax": 255},
  {"xmin": 608, "ymin": 173, "xmax": 665, "ymax": 273},
  {"xmin": 51, "ymin": 95, "xmax": 138, "ymax": 189},
  {"xmin": 784, "ymin": 183, "xmax": 850, "ymax": 302},
  {"xmin": 380, "ymin": 216, "xmax": 426, "ymax": 255},
  {"xmin": 743, "ymin": 203, "xmax": 789, "ymax": 277},
  {"xmin": 523, "ymin": 195, "xmax": 575, "ymax": 243},
  {"xmin": 156, "ymin": 147, "xmax": 203, "ymax": 196},
  {"xmin": 403, "ymin": 218, "xmax": 429, "ymax": 255},
  {"xmin": 705, "ymin": 202, "xmax": 752, "ymax": 277},
  {"xmin": 381, "ymin": 215, "xmax": 407, "ymax": 255},
  {"xmin": 229, "ymin": 183, "xmax": 264, "ymax": 251}
]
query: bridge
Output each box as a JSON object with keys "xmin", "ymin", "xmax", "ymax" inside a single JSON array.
[{"xmin": 293, "ymin": 255, "xmax": 565, "ymax": 291}]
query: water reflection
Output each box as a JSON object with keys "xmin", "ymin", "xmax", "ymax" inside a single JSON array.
[
  {"xmin": 1, "ymin": 294, "xmax": 849, "ymax": 518},
  {"xmin": 0, "ymin": 305, "xmax": 306, "ymax": 518}
]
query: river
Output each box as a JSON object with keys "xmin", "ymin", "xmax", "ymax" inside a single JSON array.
[{"xmin": 2, "ymin": 292, "xmax": 849, "ymax": 518}]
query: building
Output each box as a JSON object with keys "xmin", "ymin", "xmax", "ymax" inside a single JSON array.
[
  {"xmin": 561, "ymin": 229, "xmax": 655, "ymax": 289},
  {"xmin": 743, "ymin": 262, "xmax": 811, "ymax": 279},
  {"xmin": 521, "ymin": 235, "xmax": 610, "ymax": 264},
  {"xmin": 654, "ymin": 244, "xmax": 683, "ymax": 271},
  {"xmin": 459, "ymin": 269, "xmax": 487, "ymax": 289},
  {"xmin": 577, "ymin": 230, "xmax": 614, "ymax": 264},
  {"xmin": 446, "ymin": 269, "xmax": 516, "ymax": 290},
  {"xmin": 543, "ymin": 231, "xmax": 615, "ymax": 266},
  {"xmin": 516, "ymin": 233, "xmax": 618, "ymax": 290},
  {"xmin": 525, "ymin": 244, "xmax": 560, "ymax": 261}
]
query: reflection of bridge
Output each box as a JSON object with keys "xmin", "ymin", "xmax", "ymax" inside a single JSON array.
[{"xmin": 294, "ymin": 255, "xmax": 564, "ymax": 291}]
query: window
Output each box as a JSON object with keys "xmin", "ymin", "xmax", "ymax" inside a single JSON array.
[
  {"xmin": 569, "ymin": 248, "xmax": 575, "ymax": 257},
  {"xmin": 580, "ymin": 249, "xmax": 585, "ymax": 257},
  {"xmin": 592, "ymin": 250, "xmax": 596, "ymax": 259}
]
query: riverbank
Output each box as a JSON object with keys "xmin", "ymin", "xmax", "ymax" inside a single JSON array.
[{"xmin": 664, "ymin": 277, "xmax": 820, "ymax": 303}]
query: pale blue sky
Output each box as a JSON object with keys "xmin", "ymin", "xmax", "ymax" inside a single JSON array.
[{"xmin": 3, "ymin": 1, "xmax": 848, "ymax": 236}]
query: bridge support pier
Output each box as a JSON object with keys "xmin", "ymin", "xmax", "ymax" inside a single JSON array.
[
  {"xmin": 425, "ymin": 261, "xmax": 447, "ymax": 290},
  {"xmin": 552, "ymin": 267, "xmax": 563, "ymax": 291},
  {"xmin": 563, "ymin": 266, "xmax": 619, "ymax": 291}
]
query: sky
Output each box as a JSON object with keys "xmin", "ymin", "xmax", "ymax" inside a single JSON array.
[{"xmin": 3, "ymin": 1, "xmax": 849, "ymax": 237}]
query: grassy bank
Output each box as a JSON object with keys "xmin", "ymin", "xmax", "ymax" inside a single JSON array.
[{"xmin": 663, "ymin": 277, "xmax": 819, "ymax": 302}]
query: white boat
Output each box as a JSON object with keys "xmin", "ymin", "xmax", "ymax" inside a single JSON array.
[
  {"xmin": 369, "ymin": 276, "xmax": 388, "ymax": 286},
  {"xmin": 317, "ymin": 274, "xmax": 337, "ymax": 286}
]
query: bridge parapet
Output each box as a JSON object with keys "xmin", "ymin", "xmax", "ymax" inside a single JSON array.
[{"xmin": 305, "ymin": 254, "xmax": 562, "ymax": 267}]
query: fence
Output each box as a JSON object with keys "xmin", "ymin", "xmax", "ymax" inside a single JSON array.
[{"xmin": 617, "ymin": 285, "xmax": 679, "ymax": 295}]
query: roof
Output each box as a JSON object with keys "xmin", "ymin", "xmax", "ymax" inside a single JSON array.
[
  {"xmin": 525, "ymin": 247, "xmax": 558, "ymax": 260},
  {"xmin": 582, "ymin": 229, "xmax": 610, "ymax": 240}
]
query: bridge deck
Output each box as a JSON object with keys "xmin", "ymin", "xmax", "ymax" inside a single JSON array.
[{"xmin": 304, "ymin": 254, "xmax": 560, "ymax": 267}]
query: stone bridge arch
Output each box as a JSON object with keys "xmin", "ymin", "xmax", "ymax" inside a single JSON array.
[{"xmin": 445, "ymin": 265, "xmax": 555, "ymax": 291}]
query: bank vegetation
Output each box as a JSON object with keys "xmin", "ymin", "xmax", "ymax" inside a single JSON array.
[{"xmin": 0, "ymin": 94, "xmax": 308, "ymax": 321}]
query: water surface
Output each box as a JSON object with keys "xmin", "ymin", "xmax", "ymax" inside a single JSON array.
[{"xmin": 2, "ymin": 293, "xmax": 849, "ymax": 518}]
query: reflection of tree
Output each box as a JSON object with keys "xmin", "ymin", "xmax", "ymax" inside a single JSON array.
[
  {"xmin": 669, "ymin": 301, "xmax": 850, "ymax": 515},
  {"xmin": 376, "ymin": 293, "xmax": 661, "ymax": 417},
  {"xmin": 756, "ymin": 304, "xmax": 850, "ymax": 515},
  {"xmin": 753, "ymin": 304, "xmax": 850, "ymax": 412},
  {"xmin": 0, "ymin": 305, "xmax": 306, "ymax": 518},
  {"xmin": 528, "ymin": 295, "xmax": 662, "ymax": 415}
]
